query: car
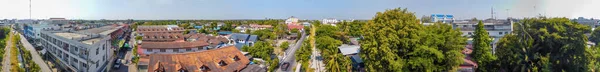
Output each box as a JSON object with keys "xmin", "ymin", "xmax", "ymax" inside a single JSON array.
[
  {"xmin": 113, "ymin": 59, "xmax": 122, "ymax": 69},
  {"xmin": 280, "ymin": 62, "xmax": 290, "ymax": 71}
]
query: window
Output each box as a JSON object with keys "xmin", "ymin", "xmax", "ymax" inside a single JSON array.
[
  {"xmin": 505, "ymin": 32, "xmax": 508, "ymax": 34},
  {"xmin": 96, "ymin": 61, "xmax": 99, "ymax": 68},
  {"xmin": 233, "ymin": 56, "xmax": 240, "ymax": 61},
  {"xmin": 173, "ymin": 49, "xmax": 179, "ymax": 52},
  {"xmin": 160, "ymin": 49, "xmax": 166, "ymax": 52},
  {"xmin": 200, "ymin": 65, "xmax": 209, "ymax": 71},
  {"xmin": 499, "ymin": 32, "xmax": 502, "ymax": 35},
  {"xmin": 147, "ymin": 49, "xmax": 152, "ymax": 52},
  {"xmin": 96, "ymin": 48, "xmax": 99, "ymax": 55},
  {"xmin": 218, "ymin": 60, "xmax": 227, "ymax": 66},
  {"xmin": 462, "ymin": 25, "xmax": 467, "ymax": 27},
  {"xmin": 468, "ymin": 32, "xmax": 472, "ymax": 35},
  {"xmin": 186, "ymin": 48, "xmax": 192, "ymax": 51}
]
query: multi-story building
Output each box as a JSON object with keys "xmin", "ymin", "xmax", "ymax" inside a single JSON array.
[
  {"xmin": 452, "ymin": 19, "xmax": 513, "ymax": 37},
  {"xmin": 322, "ymin": 18, "xmax": 339, "ymax": 26},
  {"xmin": 453, "ymin": 19, "xmax": 514, "ymax": 53},
  {"xmin": 23, "ymin": 24, "xmax": 60, "ymax": 46},
  {"xmin": 136, "ymin": 25, "xmax": 185, "ymax": 36},
  {"xmin": 431, "ymin": 14, "xmax": 454, "ymax": 23},
  {"xmin": 286, "ymin": 16, "xmax": 299, "ymax": 25},
  {"xmin": 139, "ymin": 33, "xmax": 230, "ymax": 55},
  {"xmin": 40, "ymin": 30, "xmax": 113, "ymax": 72}
]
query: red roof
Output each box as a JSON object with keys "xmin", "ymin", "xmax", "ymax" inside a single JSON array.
[{"xmin": 287, "ymin": 25, "xmax": 304, "ymax": 30}]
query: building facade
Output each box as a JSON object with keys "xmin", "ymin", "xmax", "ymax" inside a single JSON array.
[
  {"xmin": 322, "ymin": 18, "xmax": 339, "ymax": 25},
  {"xmin": 40, "ymin": 30, "xmax": 113, "ymax": 72},
  {"xmin": 431, "ymin": 14, "xmax": 454, "ymax": 23}
]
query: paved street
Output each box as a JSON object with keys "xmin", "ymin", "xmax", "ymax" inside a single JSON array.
[
  {"xmin": 17, "ymin": 33, "xmax": 52, "ymax": 72},
  {"xmin": 277, "ymin": 31, "xmax": 307, "ymax": 72}
]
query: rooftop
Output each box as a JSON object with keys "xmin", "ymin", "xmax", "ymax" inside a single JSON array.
[
  {"xmin": 54, "ymin": 32, "xmax": 87, "ymax": 40},
  {"xmin": 147, "ymin": 46, "xmax": 250, "ymax": 72},
  {"xmin": 77, "ymin": 24, "xmax": 123, "ymax": 35},
  {"xmin": 81, "ymin": 38, "xmax": 102, "ymax": 45},
  {"xmin": 338, "ymin": 44, "xmax": 360, "ymax": 55}
]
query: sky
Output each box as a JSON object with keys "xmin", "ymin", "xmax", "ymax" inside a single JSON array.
[{"xmin": 1, "ymin": 0, "xmax": 600, "ymax": 20}]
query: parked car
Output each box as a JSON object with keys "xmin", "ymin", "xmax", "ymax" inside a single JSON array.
[
  {"xmin": 113, "ymin": 59, "xmax": 122, "ymax": 69},
  {"xmin": 281, "ymin": 62, "xmax": 290, "ymax": 71}
]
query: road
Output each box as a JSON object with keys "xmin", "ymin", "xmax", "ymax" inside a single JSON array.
[
  {"xmin": 277, "ymin": 31, "xmax": 307, "ymax": 72},
  {"xmin": 2, "ymin": 31, "xmax": 13, "ymax": 72},
  {"xmin": 17, "ymin": 33, "xmax": 52, "ymax": 72}
]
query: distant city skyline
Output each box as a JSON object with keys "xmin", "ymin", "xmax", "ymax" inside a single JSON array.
[{"xmin": 1, "ymin": 0, "xmax": 600, "ymax": 20}]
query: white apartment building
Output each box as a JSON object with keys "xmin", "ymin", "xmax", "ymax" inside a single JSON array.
[
  {"xmin": 40, "ymin": 30, "xmax": 113, "ymax": 72},
  {"xmin": 286, "ymin": 16, "xmax": 299, "ymax": 25},
  {"xmin": 322, "ymin": 18, "xmax": 339, "ymax": 26},
  {"xmin": 453, "ymin": 19, "xmax": 514, "ymax": 54}
]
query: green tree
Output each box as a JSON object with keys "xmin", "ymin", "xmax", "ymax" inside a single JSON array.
[
  {"xmin": 471, "ymin": 21, "xmax": 497, "ymax": 71},
  {"xmin": 495, "ymin": 17, "xmax": 590, "ymax": 71},
  {"xmin": 280, "ymin": 41, "xmax": 290, "ymax": 50},
  {"xmin": 420, "ymin": 15, "xmax": 432, "ymax": 23},
  {"xmin": 590, "ymin": 26, "xmax": 600, "ymax": 44},
  {"xmin": 252, "ymin": 29, "xmax": 276, "ymax": 41},
  {"xmin": 360, "ymin": 8, "xmax": 466, "ymax": 71}
]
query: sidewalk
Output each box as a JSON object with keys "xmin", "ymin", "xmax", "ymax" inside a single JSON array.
[{"xmin": 17, "ymin": 33, "xmax": 52, "ymax": 72}]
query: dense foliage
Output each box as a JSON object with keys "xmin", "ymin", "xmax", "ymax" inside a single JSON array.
[
  {"xmin": 471, "ymin": 21, "xmax": 497, "ymax": 71},
  {"xmin": 495, "ymin": 17, "xmax": 590, "ymax": 71},
  {"xmin": 359, "ymin": 8, "xmax": 466, "ymax": 71},
  {"xmin": 590, "ymin": 26, "xmax": 600, "ymax": 44}
]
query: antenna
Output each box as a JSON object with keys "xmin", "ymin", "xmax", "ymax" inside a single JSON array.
[
  {"xmin": 506, "ymin": 9, "xmax": 510, "ymax": 18},
  {"xmin": 29, "ymin": 0, "xmax": 32, "ymax": 19}
]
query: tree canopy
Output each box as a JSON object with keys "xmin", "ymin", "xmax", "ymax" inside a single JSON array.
[
  {"xmin": 495, "ymin": 17, "xmax": 591, "ymax": 71},
  {"xmin": 471, "ymin": 21, "xmax": 497, "ymax": 71},
  {"xmin": 359, "ymin": 8, "xmax": 466, "ymax": 71}
]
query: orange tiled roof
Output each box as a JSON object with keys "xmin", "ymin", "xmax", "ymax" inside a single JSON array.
[{"xmin": 147, "ymin": 46, "xmax": 250, "ymax": 72}]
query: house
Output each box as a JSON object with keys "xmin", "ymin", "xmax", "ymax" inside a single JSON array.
[
  {"xmin": 287, "ymin": 24, "xmax": 304, "ymax": 31},
  {"xmin": 144, "ymin": 46, "xmax": 251, "ymax": 72},
  {"xmin": 229, "ymin": 33, "xmax": 258, "ymax": 50},
  {"xmin": 338, "ymin": 44, "xmax": 360, "ymax": 55},
  {"xmin": 249, "ymin": 24, "xmax": 272, "ymax": 31},
  {"xmin": 459, "ymin": 45, "xmax": 477, "ymax": 72}
]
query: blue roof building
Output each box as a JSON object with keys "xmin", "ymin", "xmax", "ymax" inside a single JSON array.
[{"xmin": 230, "ymin": 33, "xmax": 258, "ymax": 50}]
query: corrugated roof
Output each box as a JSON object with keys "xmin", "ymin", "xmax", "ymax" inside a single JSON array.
[{"xmin": 338, "ymin": 44, "xmax": 360, "ymax": 55}]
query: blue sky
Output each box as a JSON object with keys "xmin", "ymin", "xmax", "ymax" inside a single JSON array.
[{"xmin": 1, "ymin": 0, "xmax": 600, "ymax": 20}]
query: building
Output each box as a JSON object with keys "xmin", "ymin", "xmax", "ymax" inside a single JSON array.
[
  {"xmin": 574, "ymin": 17, "xmax": 600, "ymax": 28},
  {"xmin": 453, "ymin": 19, "xmax": 513, "ymax": 53},
  {"xmin": 248, "ymin": 24, "xmax": 272, "ymax": 31},
  {"xmin": 322, "ymin": 18, "xmax": 339, "ymax": 26},
  {"xmin": 141, "ymin": 46, "xmax": 251, "ymax": 72},
  {"xmin": 40, "ymin": 30, "xmax": 113, "ymax": 72},
  {"xmin": 139, "ymin": 33, "xmax": 230, "ymax": 55},
  {"xmin": 287, "ymin": 24, "xmax": 304, "ymax": 31},
  {"xmin": 285, "ymin": 16, "xmax": 299, "ymax": 25},
  {"xmin": 229, "ymin": 33, "xmax": 258, "ymax": 50},
  {"xmin": 23, "ymin": 24, "xmax": 60, "ymax": 46},
  {"xmin": 302, "ymin": 22, "xmax": 311, "ymax": 26},
  {"xmin": 452, "ymin": 19, "xmax": 513, "ymax": 37},
  {"xmin": 76, "ymin": 24, "xmax": 129, "ymax": 49},
  {"xmin": 459, "ymin": 45, "xmax": 477, "ymax": 72},
  {"xmin": 431, "ymin": 14, "xmax": 454, "ymax": 23},
  {"xmin": 136, "ymin": 25, "xmax": 185, "ymax": 36}
]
